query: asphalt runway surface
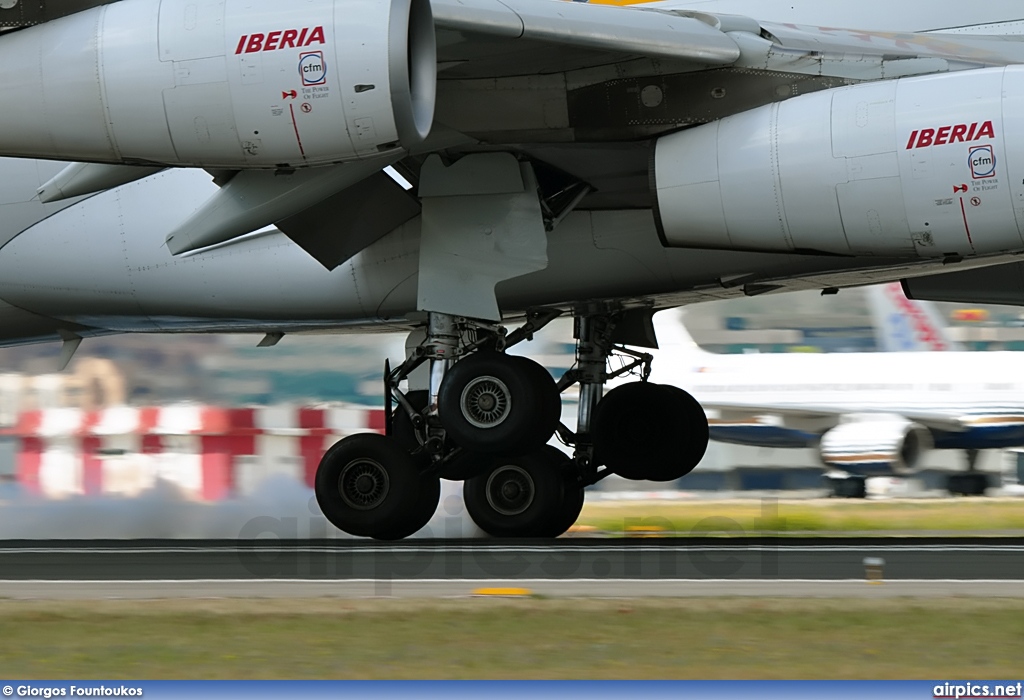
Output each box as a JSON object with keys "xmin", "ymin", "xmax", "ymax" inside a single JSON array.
[{"xmin": 0, "ymin": 538, "xmax": 1022, "ymax": 598}]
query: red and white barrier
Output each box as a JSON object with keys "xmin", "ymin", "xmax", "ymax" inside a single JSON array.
[{"xmin": 4, "ymin": 404, "xmax": 386, "ymax": 501}]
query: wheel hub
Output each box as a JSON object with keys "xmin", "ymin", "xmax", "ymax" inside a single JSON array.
[
  {"xmin": 485, "ymin": 465, "xmax": 534, "ymax": 516},
  {"xmin": 460, "ymin": 375, "xmax": 512, "ymax": 428},
  {"xmin": 338, "ymin": 459, "xmax": 390, "ymax": 510}
]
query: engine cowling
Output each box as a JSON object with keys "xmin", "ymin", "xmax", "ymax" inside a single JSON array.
[
  {"xmin": 818, "ymin": 416, "xmax": 932, "ymax": 476},
  {"xmin": 654, "ymin": 67, "xmax": 1024, "ymax": 259},
  {"xmin": 0, "ymin": 0, "xmax": 435, "ymax": 169}
]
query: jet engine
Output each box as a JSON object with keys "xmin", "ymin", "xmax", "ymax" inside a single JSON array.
[
  {"xmin": 818, "ymin": 416, "xmax": 933, "ymax": 476},
  {"xmin": 0, "ymin": 0, "xmax": 435, "ymax": 168},
  {"xmin": 654, "ymin": 67, "xmax": 1024, "ymax": 259}
]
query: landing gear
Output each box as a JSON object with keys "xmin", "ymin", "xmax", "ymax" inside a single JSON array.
[
  {"xmin": 313, "ymin": 305, "xmax": 710, "ymax": 539},
  {"xmin": 830, "ymin": 475, "xmax": 867, "ymax": 499},
  {"xmin": 948, "ymin": 451, "xmax": 989, "ymax": 495},
  {"xmin": 948, "ymin": 473, "xmax": 988, "ymax": 495}
]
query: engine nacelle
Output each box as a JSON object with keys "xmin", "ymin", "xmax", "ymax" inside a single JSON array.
[
  {"xmin": 0, "ymin": 0, "xmax": 435, "ymax": 169},
  {"xmin": 819, "ymin": 416, "xmax": 932, "ymax": 476},
  {"xmin": 654, "ymin": 67, "xmax": 1024, "ymax": 259}
]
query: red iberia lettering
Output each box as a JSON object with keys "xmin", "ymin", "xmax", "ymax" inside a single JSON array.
[
  {"xmin": 234, "ymin": 26, "xmax": 327, "ymax": 54},
  {"xmin": 245, "ymin": 34, "xmax": 264, "ymax": 53},
  {"xmin": 906, "ymin": 121, "xmax": 995, "ymax": 150}
]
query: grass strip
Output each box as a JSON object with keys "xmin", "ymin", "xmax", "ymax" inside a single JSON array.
[
  {"xmin": 1, "ymin": 597, "xmax": 1022, "ymax": 679},
  {"xmin": 575, "ymin": 499, "xmax": 1024, "ymax": 535}
]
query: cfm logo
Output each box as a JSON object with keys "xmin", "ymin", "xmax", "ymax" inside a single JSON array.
[
  {"xmin": 299, "ymin": 51, "xmax": 327, "ymax": 86},
  {"xmin": 235, "ymin": 26, "xmax": 326, "ymax": 54},
  {"xmin": 969, "ymin": 144, "xmax": 996, "ymax": 179}
]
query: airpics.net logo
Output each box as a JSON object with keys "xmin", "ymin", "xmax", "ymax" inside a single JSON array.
[{"xmin": 933, "ymin": 682, "xmax": 1023, "ymax": 699}]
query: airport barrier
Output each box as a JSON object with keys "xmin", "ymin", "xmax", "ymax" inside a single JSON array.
[{"xmin": 2, "ymin": 405, "xmax": 385, "ymax": 500}]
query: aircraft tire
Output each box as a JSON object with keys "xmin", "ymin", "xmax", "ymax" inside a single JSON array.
[
  {"xmin": 511, "ymin": 355, "xmax": 563, "ymax": 440},
  {"xmin": 592, "ymin": 382, "xmax": 709, "ymax": 481},
  {"xmin": 546, "ymin": 466, "xmax": 585, "ymax": 537},
  {"xmin": 948, "ymin": 472, "xmax": 989, "ymax": 496},
  {"xmin": 375, "ymin": 473, "xmax": 441, "ymax": 540},
  {"xmin": 315, "ymin": 433, "xmax": 433, "ymax": 539},
  {"xmin": 463, "ymin": 446, "xmax": 573, "ymax": 538},
  {"xmin": 438, "ymin": 351, "xmax": 559, "ymax": 455},
  {"xmin": 831, "ymin": 476, "xmax": 867, "ymax": 499}
]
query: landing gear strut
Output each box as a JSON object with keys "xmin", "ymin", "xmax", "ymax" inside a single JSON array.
[{"xmin": 558, "ymin": 311, "xmax": 709, "ymax": 485}]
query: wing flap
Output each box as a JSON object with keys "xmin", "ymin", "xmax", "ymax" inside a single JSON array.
[{"xmin": 276, "ymin": 171, "xmax": 421, "ymax": 271}]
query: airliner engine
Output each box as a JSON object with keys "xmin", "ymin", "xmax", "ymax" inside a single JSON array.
[
  {"xmin": 654, "ymin": 67, "xmax": 1024, "ymax": 259},
  {"xmin": 818, "ymin": 417, "xmax": 932, "ymax": 475},
  {"xmin": 0, "ymin": 0, "xmax": 435, "ymax": 168}
]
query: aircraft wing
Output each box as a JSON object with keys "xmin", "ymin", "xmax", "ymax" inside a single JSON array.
[
  {"xmin": 430, "ymin": 0, "xmax": 741, "ymax": 78},
  {"xmin": 704, "ymin": 400, "xmax": 972, "ymax": 433},
  {"xmin": 431, "ymin": 0, "xmax": 1024, "ymax": 82}
]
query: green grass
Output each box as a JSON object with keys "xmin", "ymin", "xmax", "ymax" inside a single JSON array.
[
  {"xmin": 1, "ymin": 598, "xmax": 1023, "ymax": 678},
  {"xmin": 575, "ymin": 499, "xmax": 1024, "ymax": 535}
]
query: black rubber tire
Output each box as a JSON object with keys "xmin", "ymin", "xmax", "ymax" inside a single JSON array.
[
  {"xmin": 438, "ymin": 351, "xmax": 559, "ymax": 455},
  {"xmin": 315, "ymin": 433, "xmax": 423, "ymax": 539},
  {"xmin": 463, "ymin": 446, "xmax": 569, "ymax": 538},
  {"xmin": 831, "ymin": 476, "xmax": 867, "ymax": 499},
  {"xmin": 512, "ymin": 355, "xmax": 563, "ymax": 440},
  {"xmin": 592, "ymin": 382, "xmax": 709, "ymax": 481},
  {"xmin": 948, "ymin": 472, "xmax": 989, "ymax": 496},
  {"xmin": 545, "ymin": 464, "xmax": 585, "ymax": 538},
  {"xmin": 375, "ymin": 474, "xmax": 441, "ymax": 540}
]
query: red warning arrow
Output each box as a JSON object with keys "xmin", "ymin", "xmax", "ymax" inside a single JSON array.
[
  {"xmin": 282, "ymin": 90, "xmax": 298, "ymax": 100},
  {"xmin": 954, "ymin": 183, "xmax": 968, "ymax": 194}
]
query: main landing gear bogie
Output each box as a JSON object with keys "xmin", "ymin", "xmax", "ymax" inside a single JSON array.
[{"xmin": 313, "ymin": 308, "xmax": 711, "ymax": 540}]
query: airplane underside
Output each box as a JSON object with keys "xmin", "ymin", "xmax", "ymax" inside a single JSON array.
[
  {"xmin": 0, "ymin": 160, "xmax": 1015, "ymax": 535},
  {"xmin": 2, "ymin": 0, "xmax": 1024, "ymax": 535}
]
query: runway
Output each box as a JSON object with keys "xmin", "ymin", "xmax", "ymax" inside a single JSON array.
[{"xmin": 0, "ymin": 538, "xmax": 1022, "ymax": 598}]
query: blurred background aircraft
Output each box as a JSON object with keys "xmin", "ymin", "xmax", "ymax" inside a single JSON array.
[{"xmin": 648, "ymin": 284, "xmax": 1022, "ymax": 498}]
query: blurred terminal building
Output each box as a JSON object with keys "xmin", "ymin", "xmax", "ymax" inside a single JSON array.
[{"xmin": 0, "ymin": 287, "xmax": 1021, "ymax": 497}]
